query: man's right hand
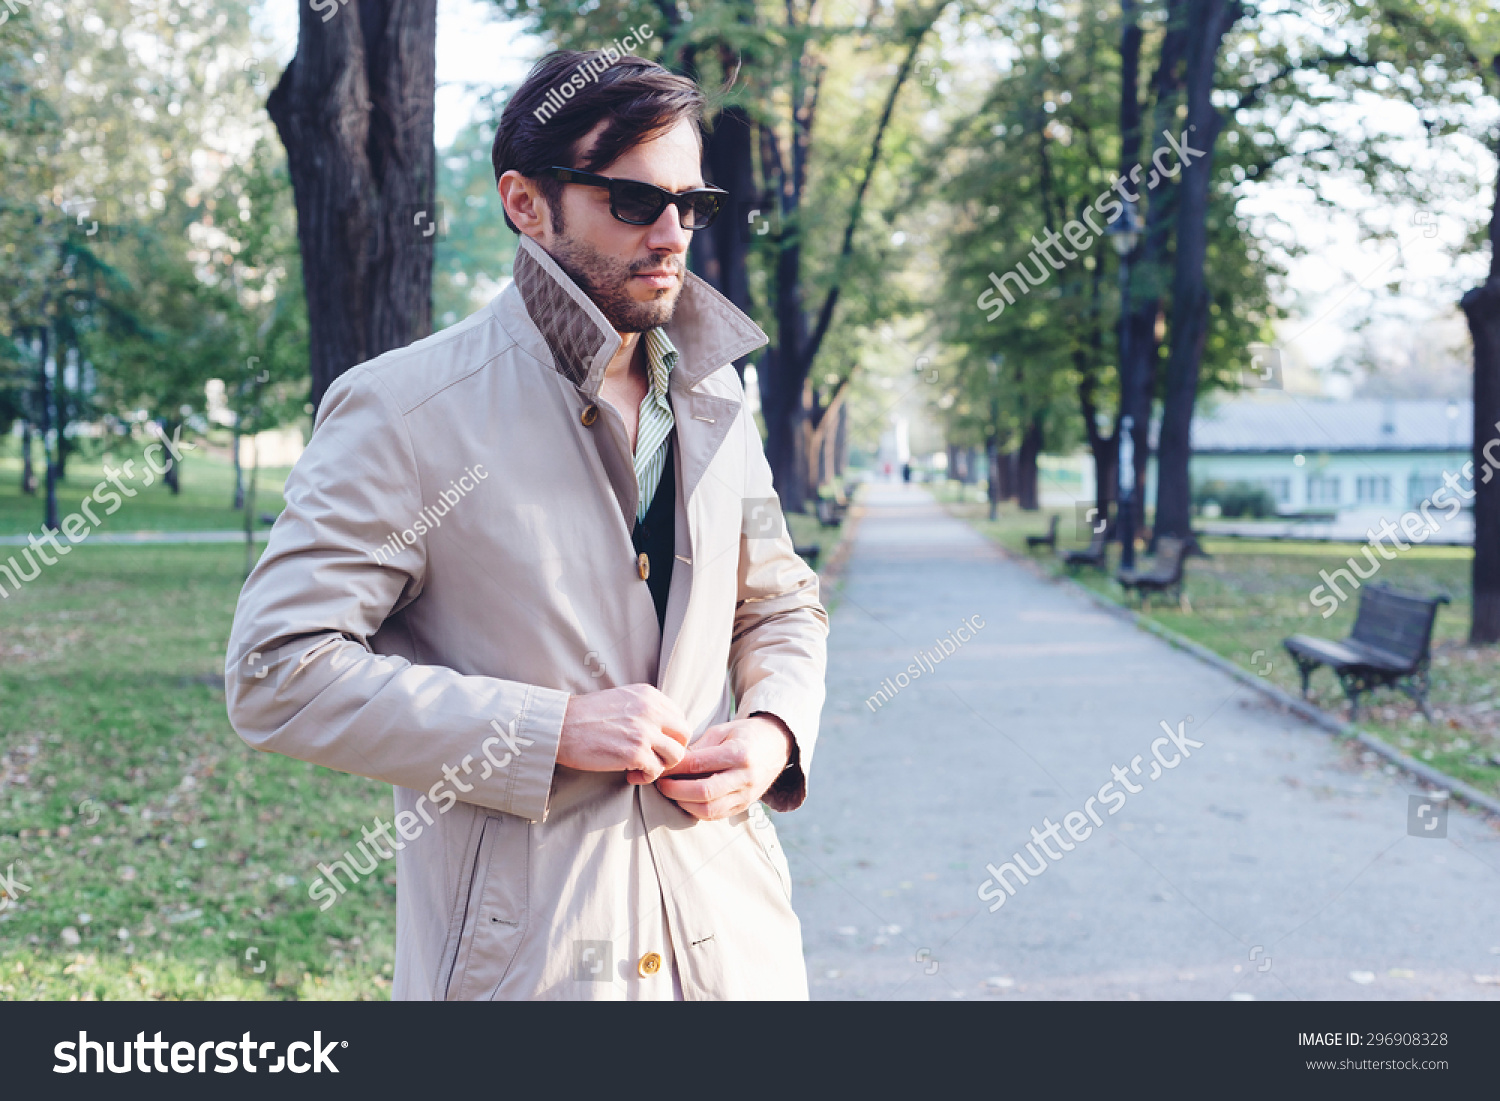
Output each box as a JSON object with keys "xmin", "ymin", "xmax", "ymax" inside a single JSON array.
[{"xmin": 557, "ymin": 684, "xmax": 692, "ymax": 785}]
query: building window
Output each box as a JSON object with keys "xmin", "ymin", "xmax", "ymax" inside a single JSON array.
[
  {"xmin": 1256, "ymin": 477, "xmax": 1291, "ymax": 505},
  {"xmin": 1307, "ymin": 474, "xmax": 1340, "ymax": 506},
  {"xmin": 1408, "ymin": 473, "xmax": 1443, "ymax": 507},
  {"xmin": 1355, "ymin": 475, "xmax": 1390, "ymax": 505}
]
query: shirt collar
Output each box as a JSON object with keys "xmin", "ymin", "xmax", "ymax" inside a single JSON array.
[{"xmin": 642, "ymin": 327, "xmax": 678, "ymax": 399}]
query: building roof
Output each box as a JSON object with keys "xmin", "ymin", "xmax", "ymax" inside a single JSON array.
[{"xmin": 1186, "ymin": 395, "xmax": 1473, "ymax": 454}]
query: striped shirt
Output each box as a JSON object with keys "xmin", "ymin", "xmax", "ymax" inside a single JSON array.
[{"xmin": 634, "ymin": 327, "xmax": 678, "ymax": 524}]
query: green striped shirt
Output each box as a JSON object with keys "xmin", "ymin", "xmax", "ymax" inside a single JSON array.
[{"xmin": 634, "ymin": 327, "xmax": 678, "ymax": 524}]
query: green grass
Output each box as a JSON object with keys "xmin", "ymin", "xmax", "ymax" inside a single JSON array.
[
  {"xmin": 940, "ymin": 488, "xmax": 1500, "ymax": 799},
  {"xmin": 0, "ymin": 436, "xmax": 291, "ymax": 537},
  {"xmin": 0, "ymin": 542, "xmax": 395, "ymax": 1000}
]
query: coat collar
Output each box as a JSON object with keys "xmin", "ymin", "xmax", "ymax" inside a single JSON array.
[{"xmin": 499, "ymin": 233, "xmax": 768, "ymax": 398}]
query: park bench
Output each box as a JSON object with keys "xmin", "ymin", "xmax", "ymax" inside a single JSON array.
[
  {"xmin": 795, "ymin": 543, "xmax": 821, "ymax": 569},
  {"xmin": 1025, "ymin": 514, "xmax": 1059, "ymax": 551},
  {"xmin": 816, "ymin": 497, "xmax": 848, "ymax": 527},
  {"xmin": 1116, "ymin": 535, "xmax": 1188, "ymax": 609},
  {"xmin": 1061, "ymin": 528, "xmax": 1109, "ymax": 571},
  {"xmin": 1282, "ymin": 584, "xmax": 1449, "ymax": 721}
]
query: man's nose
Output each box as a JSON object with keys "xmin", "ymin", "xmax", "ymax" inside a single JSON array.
[{"xmin": 643, "ymin": 202, "xmax": 692, "ymax": 253}]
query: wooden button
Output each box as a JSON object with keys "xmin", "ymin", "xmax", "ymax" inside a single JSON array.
[
  {"xmin": 580, "ymin": 403, "xmax": 598, "ymax": 427},
  {"xmin": 637, "ymin": 552, "xmax": 650, "ymax": 581},
  {"xmin": 638, "ymin": 951, "xmax": 662, "ymax": 977}
]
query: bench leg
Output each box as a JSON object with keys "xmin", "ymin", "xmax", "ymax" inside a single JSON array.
[
  {"xmin": 1288, "ymin": 655, "xmax": 1319, "ymax": 700},
  {"xmin": 1337, "ymin": 671, "xmax": 1364, "ymax": 722},
  {"xmin": 1401, "ymin": 668, "xmax": 1435, "ymax": 721}
]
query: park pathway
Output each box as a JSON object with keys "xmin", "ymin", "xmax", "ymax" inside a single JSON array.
[{"xmin": 780, "ymin": 482, "xmax": 1500, "ymax": 1000}]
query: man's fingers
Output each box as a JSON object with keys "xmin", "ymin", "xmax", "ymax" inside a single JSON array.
[
  {"xmin": 650, "ymin": 730, "xmax": 687, "ymax": 770},
  {"xmin": 657, "ymin": 767, "xmax": 745, "ymax": 805},
  {"xmin": 665, "ymin": 742, "xmax": 745, "ymax": 778},
  {"xmin": 641, "ymin": 686, "xmax": 693, "ymax": 746}
]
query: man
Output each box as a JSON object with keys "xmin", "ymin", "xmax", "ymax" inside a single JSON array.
[{"xmin": 223, "ymin": 50, "xmax": 828, "ymax": 1000}]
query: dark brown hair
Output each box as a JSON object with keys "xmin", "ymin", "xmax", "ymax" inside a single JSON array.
[{"xmin": 492, "ymin": 49, "xmax": 707, "ymax": 234}]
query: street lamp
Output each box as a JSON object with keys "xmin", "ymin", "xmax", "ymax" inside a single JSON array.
[{"xmin": 1107, "ymin": 201, "xmax": 1142, "ymax": 570}]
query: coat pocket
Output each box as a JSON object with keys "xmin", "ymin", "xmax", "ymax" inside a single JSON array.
[
  {"xmin": 442, "ymin": 813, "xmax": 529, "ymax": 1001},
  {"xmin": 746, "ymin": 804, "xmax": 793, "ymax": 903}
]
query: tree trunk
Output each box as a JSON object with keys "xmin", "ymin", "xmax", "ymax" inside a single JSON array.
[
  {"xmin": 1153, "ymin": 0, "xmax": 1241, "ymax": 540},
  {"xmin": 985, "ymin": 435, "xmax": 1002, "ymax": 519},
  {"xmin": 20, "ymin": 421, "xmax": 35, "ymax": 496},
  {"xmin": 692, "ymin": 103, "xmax": 757, "ymax": 380},
  {"xmin": 232, "ymin": 419, "xmax": 245, "ymax": 509},
  {"xmin": 243, "ymin": 437, "xmax": 260, "ymax": 580},
  {"xmin": 52, "ymin": 339, "xmax": 71, "ymax": 481},
  {"xmin": 1466, "ymin": 96, "xmax": 1500, "ymax": 644},
  {"xmin": 160, "ymin": 417, "xmax": 181, "ymax": 495},
  {"xmin": 267, "ymin": 0, "xmax": 437, "ymax": 411},
  {"xmin": 833, "ymin": 399, "xmax": 848, "ymax": 479},
  {"xmin": 1116, "ymin": 0, "xmax": 1187, "ymax": 539},
  {"xmin": 1017, "ymin": 417, "xmax": 1043, "ymax": 510},
  {"xmin": 37, "ymin": 327, "xmax": 58, "ymax": 532}
]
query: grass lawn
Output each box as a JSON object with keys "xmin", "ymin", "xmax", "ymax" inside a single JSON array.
[
  {"xmin": 0, "ymin": 436, "xmax": 292, "ymax": 537},
  {"xmin": 935, "ymin": 482, "xmax": 1500, "ymax": 800},
  {"xmin": 0, "ymin": 542, "xmax": 396, "ymax": 999}
]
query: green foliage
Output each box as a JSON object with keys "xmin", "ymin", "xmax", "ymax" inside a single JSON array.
[
  {"xmin": 433, "ymin": 112, "xmax": 519, "ymax": 331},
  {"xmin": 0, "ymin": 0, "xmax": 308, "ymax": 518},
  {"xmin": 1192, "ymin": 478, "xmax": 1276, "ymax": 519}
]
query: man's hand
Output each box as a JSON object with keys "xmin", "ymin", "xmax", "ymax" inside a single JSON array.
[
  {"xmin": 655, "ymin": 714, "xmax": 793, "ymax": 821},
  {"xmin": 558, "ymin": 684, "xmax": 692, "ymax": 785}
]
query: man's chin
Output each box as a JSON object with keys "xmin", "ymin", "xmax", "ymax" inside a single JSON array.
[{"xmin": 608, "ymin": 294, "xmax": 679, "ymax": 333}]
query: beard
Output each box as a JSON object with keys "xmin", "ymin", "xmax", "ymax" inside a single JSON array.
[{"xmin": 546, "ymin": 228, "xmax": 683, "ymax": 334}]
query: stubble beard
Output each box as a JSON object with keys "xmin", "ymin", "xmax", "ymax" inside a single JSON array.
[{"xmin": 546, "ymin": 227, "xmax": 682, "ymax": 334}]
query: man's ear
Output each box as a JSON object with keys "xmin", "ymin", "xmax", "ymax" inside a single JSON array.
[{"xmin": 498, "ymin": 170, "xmax": 550, "ymax": 240}]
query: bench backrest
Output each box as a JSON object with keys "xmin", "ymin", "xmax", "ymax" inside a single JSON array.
[{"xmin": 1350, "ymin": 585, "xmax": 1447, "ymax": 665}]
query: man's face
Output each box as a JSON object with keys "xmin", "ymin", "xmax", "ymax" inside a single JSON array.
[{"xmin": 527, "ymin": 118, "xmax": 701, "ymax": 333}]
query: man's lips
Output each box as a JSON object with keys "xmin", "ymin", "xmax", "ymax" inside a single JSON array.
[{"xmin": 633, "ymin": 268, "xmax": 680, "ymax": 288}]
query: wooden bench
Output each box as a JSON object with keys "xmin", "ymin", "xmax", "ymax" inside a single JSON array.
[
  {"xmin": 1061, "ymin": 528, "xmax": 1109, "ymax": 571},
  {"xmin": 1025, "ymin": 514, "xmax": 1059, "ymax": 551},
  {"xmin": 1116, "ymin": 535, "xmax": 1188, "ymax": 609},
  {"xmin": 1283, "ymin": 584, "xmax": 1449, "ymax": 721}
]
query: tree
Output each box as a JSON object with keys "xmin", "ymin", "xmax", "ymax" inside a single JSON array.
[
  {"xmin": 268, "ymin": 0, "xmax": 438, "ymax": 410},
  {"xmin": 1463, "ymin": 56, "xmax": 1500, "ymax": 642}
]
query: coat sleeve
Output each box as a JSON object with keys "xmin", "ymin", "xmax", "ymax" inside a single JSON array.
[
  {"xmin": 727, "ymin": 397, "xmax": 830, "ymax": 812},
  {"xmin": 223, "ymin": 367, "xmax": 568, "ymax": 824}
]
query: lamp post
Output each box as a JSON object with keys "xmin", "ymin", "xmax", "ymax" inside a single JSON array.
[{"xmin": 1107, "ymin": 200, "xmax": 1142, "ymax": 570}]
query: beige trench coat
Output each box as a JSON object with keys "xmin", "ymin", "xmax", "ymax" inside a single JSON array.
[{"xmin": 223, "ymin": 235, "xmax": 828, "ymax": 1000}]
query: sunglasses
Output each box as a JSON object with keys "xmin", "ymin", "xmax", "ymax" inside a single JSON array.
[{"xmin": 542, "ymin": 166, "xmax": 728, "ymax": 230}]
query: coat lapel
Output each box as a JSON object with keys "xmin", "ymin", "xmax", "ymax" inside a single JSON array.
[{"xmin": 503, "ymin": 235, "xmax": 768, "ymax": 690}]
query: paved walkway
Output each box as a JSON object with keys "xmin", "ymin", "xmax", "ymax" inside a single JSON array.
[{"xmin": 781, "ymin": 482, "xmax": 1500, "ymax": 1000}]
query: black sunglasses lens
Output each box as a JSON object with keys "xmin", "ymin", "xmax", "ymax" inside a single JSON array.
[
  {"xmin": 611, "ymin": 181, "xmax": 667, "ymax": 224},
  {"xmin": 681, "ymin": 193, "xmax": 723, "ymax": 229}
]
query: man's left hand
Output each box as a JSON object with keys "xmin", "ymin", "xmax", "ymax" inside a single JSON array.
[{"xmin": 655, "ymin": 714, "xmax": 792, "ymax": 821}]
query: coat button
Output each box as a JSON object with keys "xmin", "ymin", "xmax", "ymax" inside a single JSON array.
[
  {"xmin": 580, "ymin": 403, "xmax": 599, "ymax": 426},
  {"xmin": 637, "ymin": 552, "xmax": 650, "ymax": 581},
  {"xmin": 638, "ymin": 952, "xmax": 663, "ymax": 977}
]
